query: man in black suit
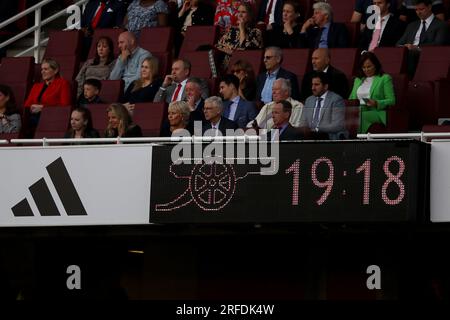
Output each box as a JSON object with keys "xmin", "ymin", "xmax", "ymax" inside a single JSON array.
[
  {"xmin": 268, "ymin": 100, "xmax": 302, "ymax": 141},
  {"xmin": 81, "ymin": 0, "xmax": 126, "ymax": 34},
  {"xmin": 299, "ymin": 1, "xmax": 349, "ymax": 49},
  {"xmin": 256, "ymin": 46, "xmax": 300, "ymax": 104},
  {"xmin": 256, "ymin": 0, "xmax": 283, "ymax": 29},
  {"xmin": 201, "ymin": 96, "xmax": 239, "ymax": 136},
  {"xmin": 300, "ymin": 48, "xmax": 349, "ymax": 102},
  {"xmin": 360, "ymin": 0, "xmax": 406, "ymax": 51}
]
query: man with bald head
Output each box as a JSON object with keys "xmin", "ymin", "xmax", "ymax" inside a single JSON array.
[
  {"xmin": 300, "ymin": 48, "xmax": 349, "ymax": 102},
  {"xmin": 109, "ymin": 31, "xmax": 151, "ymax": 91}
]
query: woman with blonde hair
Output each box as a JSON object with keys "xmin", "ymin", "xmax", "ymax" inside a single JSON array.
[
  {"xmin": 105, "ymin": 103, "xmax": 142, "ymax": 137},
  {"xmin": 160, "ymin": 100, "xmax": 192, "ymax": 136}
]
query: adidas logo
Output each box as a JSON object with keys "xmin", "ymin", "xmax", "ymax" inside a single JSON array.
[{"xmin": 11, "ymin": 157, "xmax": 87, "ymax": 217}]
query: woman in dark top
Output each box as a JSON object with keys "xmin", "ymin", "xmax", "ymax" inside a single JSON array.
[
  {"xmin": 64, "ymin": 107, "xmax": 100, "ymax": 139},
  {"xmin": 0, "ymin": 84, "xmax": 21, "ymax": 134},
  {"xmin": 105, "ymin": 103, "xmax": 143, "ymax": 138},
  {"xmin": 160, "ymin": 101, "xmax": 192, "ymax": 137},
  {"xmin": 230, "ymin": 59, "xmax": 256, "ymax": 101},
  {"xmin": 122, "ymin": 56, "xmax": 162, "ymax": 112},
  {"xmin": 265, "ymin": 1, "xmax": 302, "ymax": 48}
]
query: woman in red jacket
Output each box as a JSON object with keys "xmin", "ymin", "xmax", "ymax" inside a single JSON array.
[{"xmin": 24, "ymin": 58, "xmax": 72, "ymax": 131}]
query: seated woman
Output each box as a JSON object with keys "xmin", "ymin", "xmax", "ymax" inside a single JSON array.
[
  {"xmin": 215, "ymin": 3, "xmax": 263, "ymax": 70},
  {"xmin": 122, "ymin": 56, "xmax": 162, "ymax": 112},
  {"xmin": 160, "ymin": 101, "xmax": 192, "ymax": 137},
  {"xmin": 265, "ymin": 0, "xmax": 301, "ymax": 48},
  {"xmin": 124, "ymin": 0, "xmax": 169, "ymax": 37},
  {"xmin": 24, "ymin": 58, "xmax": 71, "ymax": 134},
  {"xmin": 64, "ymin": 107, "xmax": 100, "ymax": 139},
  {"xmin": 349, "ymin": 52, "xmax": 395, "ymax": 133},
  {"xmin": 105, "ymin": 103, "xmax": 143, "ymax": 138},
  {"xmin": 230, "ymin": 59, "xmax": 256, "ymax": 101},
  {"xmin": 0, "ymin": 85, "xmax": 21, "ymax": 134},
  {"xmin": 75, "ymin": 36, "xmax": 116, "ymax": 97}
]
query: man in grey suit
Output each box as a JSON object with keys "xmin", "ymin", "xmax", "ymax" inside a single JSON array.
[
  {"xmin": 299, "ymin": 71, "xmax": 347, "ymax": 140},
  {"xmin": 220, "ymin": 74, "xmax": 257, "ymax": 129},
  {"xmin": 154, "ymin": 59, "xmax": 208, "ymax": 103}
]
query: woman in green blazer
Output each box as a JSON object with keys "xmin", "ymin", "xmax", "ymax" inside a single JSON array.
[{"xmin": 349, "ymin": 52, "xmax": 396, "ymax": 133}]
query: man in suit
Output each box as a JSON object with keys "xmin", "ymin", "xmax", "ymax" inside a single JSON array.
[
  {"xmin": 256, "ymin": 47, "xmax": 300, "ymax": 104},
  {"xmin": 220, "ymin": 74, "xmax": 257, "ymax": 129},
  {"xmin": 299, "ymin": 71, "xmax": 347, "ymax": 140},
  {"xmin": 81, "ymin": 0, "xmax": 126, "ymax": 34},
  {"xmin": 300, "ymin": 48, "xmax": 349, "ymax": 102},
  {"xmin": 268, "ymin": 100, "xmax": 302, "ymax": 141},
  {"xmin": 299, "ymin": 1, "xmax": 349, "ymax": 49},
  {"xmin": 256, "ymin": 0, "xmax": 283, "ymax": 29},
  {"xmin": 201, "ymin": 96, "xmax": 239, "ymax": 136},
  {"xmin": 185, "ymin": 77, "xmax": 205, "ymax": 123},
  {"xmin": 154, "ymin": 59, "xmax": 209, "ymax": 103},
  {"xmin": 360, "ymin": 0, "xmax": 406, "ymax": 51}
]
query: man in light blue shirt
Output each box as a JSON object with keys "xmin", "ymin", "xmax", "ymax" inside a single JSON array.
[{"xmin": 109, "ymin": 31, "xmax": 151, "ymax": 91}]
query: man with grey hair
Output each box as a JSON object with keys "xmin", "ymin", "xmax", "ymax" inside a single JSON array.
[
  {"xmin": 249, "ymin": 78, "xmax": 303, "ymax": 130},
  {"xmin": 202, "ymin": 96, "xmax": 239, "ymax": 136},
  {"xmin": 299, "ymin": 1, "xmax": 349, "ymax": 48},
  {"xmin": 256, "ymin": 46, "xmax": 300, "ymax": 104}
]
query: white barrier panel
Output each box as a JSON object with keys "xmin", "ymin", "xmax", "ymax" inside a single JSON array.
[
  {"xmin": 430, "ymin": 140, "xmax": 450, "ymax": 222},
  {"xmin": 0, "ymin": 145, "xmax": 152, "ymax": 226}
]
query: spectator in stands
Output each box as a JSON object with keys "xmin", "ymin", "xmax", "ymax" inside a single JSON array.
[
  {"xmin": 351, "ymin": 0, "xmax": 398, "ymax": 28},
  {"xmin": 81, "ymin": 0, "xmax": 126, "ymax": 35},
  {"xmin": 300, "ymin": 48, "xmax": 349, "ymax": 102},
  {"xmin": 122, "ymin": 56, "xmax": 162, "ymax": 111},
  {"xmin": 214, "ymin": 0, "xmax": 255, "ymax": 32},
  {"xmin": 124, "ymin": 0, "xmax": 169, "ymax": 37},
  {"xmin": 0, "ymin": 85, "xmax": 21, "ymax": 134},
  {"xmin": 256, "ymin": 47, "xmax": 300, "ymax": 105},
  {"xmin": 64, "ymin": 107, "xmax": 100, "ymax": 139},
  {"xmin": 349, "ymin": 52, "xmax": 395, "ymax": 133},
  {"xmin": 230, "ymin": 59, "xmax": 257, "ymax": 101},
  {"xmin": 256, "ymin": 0, "xmax": 283, "ymax": 30},
  {"xmin": 216, "ymin": 3, "xmax": 263, "ymax": 69},
  {"xmin": 154, "ymin": 59, "xmax": 208, "ymax": 103},
  {"xmin": 268, "ymin": 100, "xmax": 302, "ymax": 141},
  {"xmin": 185, "ymin": 77, "xmax": 206, "ymax": 124},
  {"xmin": 78, "ymin": 79, "xmax": 103, "ymax": 108},
  {"xmin": 109, "ymin": 31, "xmax": 151, "ymax": 92},
  {"xmin": 201, "ymin": 96, "xmax": 239, "ymax": 136},
  {"xmin": 250, "ymin": 78, "xmax": 303, "ymax": 130},
  {"xmin": 160, "ymin": 101, "xmax": 192, "ymax": 136},
  {"xmin": 360, "ymin": 0, "xmax": 406, "ymax": 51},
  {"xmin": 265, "ymin": 1, "xmax": 302, "ymax": 48},
  {"xmin": 76, "ymin": 36, "xmax": 116, "ymax": 97},
  {"xmin": 24, "ymin": 58, "xmax": 71, "ymax": 134},
  {"xmin": 299, "ymin": 1, "xmax": 349, "ymax": 48},
  {"xmin": 399, "ymin": 0, "xmax": 445, "ymax": 23},
  {"xmin": 220, "ymin": 74, "xmax": 257, "ymax": 128},
  {"xmin": 105, "ymin": 103, "xmax": 143, "ymax": 137},
  {"xmin": 299, "ymin": 71, "xmax": 347, "ymax": 140}
]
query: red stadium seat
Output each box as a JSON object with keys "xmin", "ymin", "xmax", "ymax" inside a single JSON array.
[
  {"xmin": 373, "ymin": 47, "xmax": 407, "ymax": 75},
  {"xmin": 406, "ymin": 81, "xmax": 437, "ymax": 130},
  {"xmin": 179, "ymin": 26, "xmax": 218, "ymax": 57},
  {"xmin": 34, "ymin": 106, "xmax": 71, "ymax": 139},
  {"xmin": 326, "ymin": 0, "xmax": 354, "ymax": 22},
  {"xmin": 88, "ymin": 28, "xmax": 125, "ymax": 60},
  {"xmin": 345, "ymin": 22, "xmax": 360, "ymax": 47},
  {"xmin": 139, "ymin": 27, "xmax": 174, "ymax": 53},
  {"xmin": 0, "ymin": 57, "xmax": 34, "ymax": 110},
  {"xmin": 329, "ymin": 48, "xmax": 359, "ymax": 78},
  {"xmin": 99, "ymin": 80, "xmax": 124, "ymax": 103},
  {"xmin": 89, "ymin": 103, "xmax": 110, "ymax": 137},
  {"xmin": 298, "ymin": 0, "xmax": 314, "ymax": 21},
  {"xmin": 152, "ymin": 51, "xmax": 172, "ymax": 78},
  {"xmin": 344, "ymin": 100, "xmax": 360, "ymax": 138},
  {"xmin": 132, "ymin": 102, "xmax": 166, "ymax": 136},
  {"xmin": 44, "ymin": 30, "xmax": 83, "ymax": 58},
  {"xmin": 183, "ymin": 51, "xmax": 214, "ymax": 78},
  {"xmin": 282, "ymin": 49, "xmax": 311, "ymax": 77},
  {"xmin": 413, "ymin": 46, "xmax": 450, "ymax": 81},
  {"xmin": 54, "ymin": 55, "xmax": 80, "ymax": 80},
  {"xmin": 227, "ymin": 50, "xmax": 264, "ymax": 75}
]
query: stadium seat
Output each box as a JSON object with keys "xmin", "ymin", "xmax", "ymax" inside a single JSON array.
[
  {"xmin": 329, "ymin": 48, "xmax": 359, "ymax": 78},
  {"xmin": 89, "ymin": 104, "xmax": 110, "ymax": 137},
  {"xmin": 151, "ymin": 51, "xmax": 172, "ymax": 78},
  {"xmin": 53, "ymin": 55, "xmax": 80, "ymax": 80},
  {"xmin": 34, "ymin": 106, "xmax": 71, "ymax": 139},
  {"xmin": 139, "ymin": 27, "xmax": 174, "ymax": 53},
  {"xmin": 326, "ymin": 0, "xmax": 354, "ymax": 22},
  {"xmin": 298, "ymin": 0, "xmax": 314, "ymax": 21},
  {"xmin": 132, "ymin": 102, "xmax": 166, "ymax": 136},
  {"xmin": 87, "ymin": 28, "xmax": 125, "ymax": 60},
  {"xmin": 413, "ymin": 46, "xmax": 450, "ymax": 81},
  {"xmin": 227, "ymin": 50, "xmax": 264, "ymax": 76},
  {"xmin": 345, "ymin": 22, "xmax": 360, "ymax": 47},
  {"xmin": 344, "ymin": 100, "xmax": 360, "ymax": 138},
  {"xmin": 282, "ymin": 49, "xmax": 311, "ymax": 77},
  {"xmin": 99, "ymin": 80, "xmax": 124, "ymax": 103},
  {"xmin": 44, "ymin": 30, "xmax": 83, "ymax": 58},
  {"xmin": 179, "ymin": 26, "xmax": 218, "ymax": 57},
  {"xmin": 0, "ymin": 57, "xmax": 34, "ymax": 110},
  {"xmin": 435, "ymin": 79, "xmax": 450, "ymax": 120},
  {"xmin": 373, "ymin": 47, "xmax": 407, "ymax": 75},
  {"xmin": 183, "ymin": 51, "xmax": 214, "ymax": 78},
  {"xmin": 406, "ymin": 81, "xmax": 437, "ymax": 130}
]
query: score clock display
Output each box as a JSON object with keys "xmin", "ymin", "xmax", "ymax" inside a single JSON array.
[{"xmin": 150, "ymin": 141, "xmax": 428, "ymax": 223}]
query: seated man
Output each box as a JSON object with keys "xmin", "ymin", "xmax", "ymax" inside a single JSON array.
[
  {"xmin": 299, "ymin": 1, "xmax": 349, "ymax": 49},
  {"xmin": 185, "ymin": 77, "xmax": 206, "ymax": 124},
  {"xmin": 109, "ymin": 31, "xmax": 151, "ymax": 92},
  {"xmin": 201, "ymin": 96, "xmax": 238, "ymax": 136},
  {"xmin": 268, "ymin": 100, "xmax": 302, "ymax": 141},
  {"xmin": 249, "ymin": 78, "xmax": 303, "ymax": 130},
  {"xmin": 220, "ymin": 74, "xmax": 257, "ymax": 129},
  {"xmin": 299, "ymin": 71, "xmax": 347, "ymax": 140},
  {"xmin": 77, "ymin": 78, "xmax": 103, "ymax": 108}
]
